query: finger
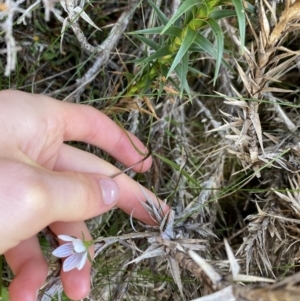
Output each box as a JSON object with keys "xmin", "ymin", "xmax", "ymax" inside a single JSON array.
[
  {"xmin": 0, "ymin": 91, "xmax": 151, "ymax": 172},
  {"xmin": 54, "ymin": 144, "xmax": 120, "ymax": 176},
  {"xmin": 31, "ymin": 92, "xmax": 152, "ymax": 172},
  {"xmin": 60, "ymin": 103, "xmax": 152, "ymax": 172},
  {"xmin": 54, "ymin": 144, "xmax": 169, "ymax": 224},
  {"xmin": 0, "ymin": 159, "xmax": 119, "ymax": 252},
  {"xmin": 4, "ymin": 237, "xmax": 48, "ymax": 301},
  {"xmin": 50, "ymin": 221, "xmax": 93, "ymax": 300}
]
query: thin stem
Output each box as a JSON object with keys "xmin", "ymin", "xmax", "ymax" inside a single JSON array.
[{"xmin": 110, "ymin": 144, "xmax": 152, "ymax": 179}]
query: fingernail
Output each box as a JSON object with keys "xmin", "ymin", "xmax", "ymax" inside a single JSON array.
[{"xmin": 99, "ymin": 178, "xmax": 119, "ymax": 205}]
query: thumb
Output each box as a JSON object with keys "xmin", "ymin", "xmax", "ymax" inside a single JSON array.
[
  {"xmin": 49, "ymin": 171, "xmax": 120, "ymax": 222},
  {"xmin": 0, "ymin": 159, "xmax": 119, "ymax": 250}
]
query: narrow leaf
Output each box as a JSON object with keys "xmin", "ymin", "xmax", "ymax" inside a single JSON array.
[
  {"xmin": 264, "ymin": 56, "xmax": 296, "ymax": 78},
  {"xmin": 174, "ymin": 54, "xmax": 191, "ymax": 98},
  {"xmin": 235, "ymin": 60, "xmax": 252, "ymax": 95},
  {"xmin": 126, "ymin": 245, "xmax": 166, "ymax": 265},
  {"xmin": 210, "ymin": 9, "xmax": 237, "ymax": 20},
  {"xmin": 188, "ymin": 66, "xmax": 209, "ymax": 77},
  {"xmin": 191, "ymin": 36, "xmax": 232, "ymax": 71},
  {"xmin": 134, "ymin": 35, "xmax": 160, "ymax": 51},
  {"xmin": 168, "ymin": 256, "xmax": 184, "ymax": 299},
  {"xmin": 249, "ymin": 109, "xmax": 264, "ymax": 154},
  {"xmin": 138, "ymin": 46, "xmax": 171, "ymax": 64},
  {"xmin": 205, "ymin": 18, "xmax": 224, "ymax": 85},
  {"xmin": 259, "ymin": 0, "xmax": 270, "ymax": 48},
  {"xmin": 188, "ymin": 250, "xmax": 223, "ymax": 284},
  {"xmin": 261, "ymin": 87, "xmax": 294, "ymax": 93},
  {"xmin": 154, "ymin": 152, "xmax": 199, "ymax": 186},
  {"xmin": 167, "ymin": 27, "xmax": 197, "ymax": 78},
  {"xmin": 147, "ymin": 0, "xmax": 169, "ymax": 25},
  {"xmin": 180, "ymin": 52, "xmax": 189, "ymax": 95},
  {"xmin": 161, "ymin": 0, "xmax": 202, "ymax": 34},
  {"xmin": 224, "ymin": 239, "xmax": 240, "ymax": 278},
  {"xmin": 130, "ymin": 26, "xmax": 182, "ymax": 37},
  {"xmin": 192, "ymin": 32, "xmax": 217, "ymax": 58},
  {"xmin": 232, "ymin": 0, "xmax": 246, "ymax": 50}
]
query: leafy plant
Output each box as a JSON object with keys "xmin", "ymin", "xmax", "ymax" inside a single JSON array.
[{"xmin": 127, "ymin": 0, "xmax": 246, "ymax": 97}]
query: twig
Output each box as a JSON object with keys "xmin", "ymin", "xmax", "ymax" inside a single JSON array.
[{"xmin": 63, "ymin": 0, "xmax": 140, "ymax": 102}]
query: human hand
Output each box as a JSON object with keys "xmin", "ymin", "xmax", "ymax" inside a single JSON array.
[{"xmin": 0, "ymin": 90, "xmax": 165, "ymax": 300}]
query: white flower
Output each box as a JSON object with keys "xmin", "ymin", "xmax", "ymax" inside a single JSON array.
[{"xmin": 52, "ymin": 235, "xmax": 89, "ymax": 272}]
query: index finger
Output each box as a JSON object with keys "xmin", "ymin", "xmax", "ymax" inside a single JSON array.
[{"xmin": 45, "ymin": 94, "xmax": 152, "ymax": 172}]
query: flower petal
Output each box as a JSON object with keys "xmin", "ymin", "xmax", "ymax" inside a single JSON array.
[
  {"xmin": 58, "ymin": 234, "xmax": 76, "ymax": 242},
  {"xmin": 72, "ymin": 239, "xmax": 86, "ymax": 253},
  {"xmin": 76, "ymin": 251, "xmax": 88, "ymax": 270},
  {"xmin": 52, "ymin": 243, "xmax": 74, "ymax": 258},
  {"xmin": 63, "ymin": 252, "xmax": 87, "ymax": 272}
]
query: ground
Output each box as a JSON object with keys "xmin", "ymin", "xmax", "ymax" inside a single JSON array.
[{"xmin": 1, "ymin": 0, "xmax": 300, "ymax": 300}]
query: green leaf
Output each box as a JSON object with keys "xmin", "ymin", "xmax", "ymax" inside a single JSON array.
[
  {"xmin": 136, "ymin": 46, "xmax": 171, "ymax": 64},
  {"xmin": 130, "ymin": 26, "xmax": 182, "ymax": 38},
  {"xmin": 188, "ymin": 66, "xmax": 209, "ymax": 77},
  {"xmin": 168, "ymin": 76, "xmax": 181, "ymax": 93},
  {"xmin": 192, "ymin": 32, "xmax": 217, "ymax": 58},
  {"xmin": 154, "ymin": 152, "xmax": 200, "ymax": 187},
  {"xmin": 142, "ymin": 66, "xmax": 153, "ymax": 93},
  {"xmin": 244, "ymin": 1, "xmax": 255, "ymax": 14},
  {"xmin": 232, "ymin": 0, "xmax": 245, "ymax": 50},
  {"xmin": 181, "ymin": 52, "xmax": 189, "ymax": 88},
  {"xmin": 205, "ymin": 18, "xmax": 224, "ymax": 85},
  {"xmin": 142, "ymin": 47, "xmax": 172, "ymax": 63},
  {"xmin": 210, "ymin": 9, "xmax": 237, "ymax": 20},
  {"xmin": 147, "ymin": 0, "xmax": 169, "ymax": 25},
  {"xmin": 134, "ymin": 35, "xmax": 160, "ymax": 51},
  {"xmin": 157, "ymin": 64, "xmax": 169, "ymax": 97},
  {"xmin": 174, "ymin": 53, "xmax": 191, "ymax": 98},
  {"xmin": 161, "ymin": 0, "xmax": 203, "ymax": 34},
  {"xmin": 167, "ymin": 27, "xmax": 197, "ymax": 78},
  {"xmin": 191, "ymin": 32, "xmax": 233, "ymax": 74}
]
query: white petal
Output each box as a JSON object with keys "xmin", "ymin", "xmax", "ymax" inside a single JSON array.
[
  {"xmin": 72, "ymin": 239, "xmax": 86, "ymax": 253},
  {"xmin": 76, "ymin": 251, "xmax": 88, "ymax": 270},
  {"xmin": 58, "ymin": 234, "xmax": 76, "ymax": 242},
  {"xmin": 52, "ymin": 243, "xmax": 74, "ymax": 258},
  {"xmin": 63, "ymin": 253, "xmax": 86, "ymax": 272}
]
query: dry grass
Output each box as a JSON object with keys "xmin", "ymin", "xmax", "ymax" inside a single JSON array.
[{"xmin": 2, "ymin": 0, "xmax": 300, "ymax": 300}]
